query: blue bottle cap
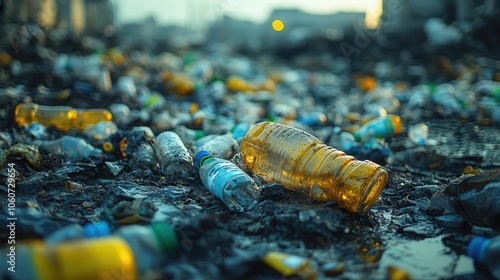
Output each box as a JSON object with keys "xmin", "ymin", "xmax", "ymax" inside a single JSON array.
[
  {"xmin": 467, "ymin": 236, "xmax": 492, "ymax": 265},
  {"xmin": 194, "ymin": 150, "xmax": 211, "ymax": 167},
  {"xmin": 83, "ymin": 221, "xmax": 111, "ymax": 238}
]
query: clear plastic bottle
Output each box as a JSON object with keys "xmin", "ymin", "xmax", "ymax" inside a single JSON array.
[
  {"xmin": 352, "ymin": 115, "xmax": 403, "ymax": 142},
  {"xmin": 40, "ymin": 136, "xmax": 102, "ymax": 161},
  {"xmin": 467, "ymin": 236, "xmax": 500, "ymax": 279},
  {"xmin": 232, "ymin": 122, "xmax": 252, "ymax": 143},
  {"xmin": 240, "ymin": 122, "xmax": 388, "ymax": 214},
  {"xmin": 195, "ymin": 150, "xmax": 261, "ymax": 212},
  {"xmin": 83, "ymin": 121, "xmax": 118, "ymax": 141},
  {"xmin": 174, "ymin": 125, "xmax": 205, "ymax": 144},
  {"xmin": 155, "ymin": 131, "xmax": 193, "ymax": 179},
  {"xmin": 116, "ymin": 76, "xmax": 137, "ymax": 99},
  {"xmin": 109, "ymin": 103, "xmax": 131, "ymax": 127},
  {"xmin": 196, "ymin": 134, "xmax": 238, "ymax": 160},
  {"xmin": 25, "ymin": 122, "xmax": 49, "ymax": 140},
  {"xmin": 408, "ymin": 122, "xmax": 428, "ymax": 146},
  {"xmin": 431, "ymin": 83, "xmax": 462, "ymax": 116},
  {"xmin": 408, "ymin": 84, "xmax": 431, "ymax": 108},
  {"xmin": 15, "ymin": 103, "xmax": 112, "ymax": 132}
]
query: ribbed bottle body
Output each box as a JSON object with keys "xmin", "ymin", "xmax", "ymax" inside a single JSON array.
[{"xmin": 241, "ymin": 122, "xmax": 387, "ymax": 214}]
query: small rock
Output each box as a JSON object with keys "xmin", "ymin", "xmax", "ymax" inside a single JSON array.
[{"xmin": 82, "ymin": 201, "xmax": 92, "ymax": 208}]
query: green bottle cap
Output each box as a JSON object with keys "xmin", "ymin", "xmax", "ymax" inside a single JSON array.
[
  {"xmin": 352, "ymin": 132, "xmax": 361, "ymax": 142},
  {"xmin": 151, "ymin": 222, "xmax": 179, "ymax": 254}
]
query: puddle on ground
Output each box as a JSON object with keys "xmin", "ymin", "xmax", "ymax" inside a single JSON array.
[{"xmin": 372, "ymin": 235, "xmax": 474, "ymax": 279}]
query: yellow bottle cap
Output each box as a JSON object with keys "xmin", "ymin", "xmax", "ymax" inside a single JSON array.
[{"xmin": 388, "ymin": 115, "xmax": 403, "ymax": 135}]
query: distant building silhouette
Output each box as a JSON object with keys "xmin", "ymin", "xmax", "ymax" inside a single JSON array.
[{"xmin": 207, "ymin": 9, "xmax": 364, "ymax": 51}]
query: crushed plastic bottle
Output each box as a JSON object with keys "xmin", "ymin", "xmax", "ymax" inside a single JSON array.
[
  {"xmin": 83, "ymin": 121, "xmax": 118, "ymax": 141},
  {"xmin": 445, "ymin": 169, "xmax": 500, "ymax": 231},
  {"xmin": 467, "ymin": 236, "xmax": 500, "ymax": 279},
  {"xmin": 408, "ymin": 122, "xmax": 429, "ymax": 146},
  {"xmin": 408, "ymin": 85, "xmax": 431, "ymax": 109},
  {"xmin": 351, "ymin": 115, "xmax": 403, "ymax": 142},
  {"xmin": 15, "ymin": 103, "xmax": 112, "ymax": 132},
  {"xmin": 241, "ymin": 122, "xmax": 388, "ymax": 214},
  {"xmin": 109, "ymin": 103, "xmax": 131, "ymax": 127},
  {"xmin": 24, "ymin": 123, "xmax": 49, "ymax": 140},
  {"xmin": 196, "ymin": 134, "xmax": 238, "ymax": 160},
  {"xmin": 39, "ymin": 136, "xmax": 102, "ymax": 161},
  {"xmin": 125, "ymin": 128, "xmax": 158, "ymax": 171},
  {"xmin": 174, "ymin": 125, "xmax": 205, "ymax": 144},
  {"xmin": 155, "ymin": 131, "xmax": 193, "ymax": 179},
  {"xmin": 431, "ymin": 83, "xmax": 462, "ymax": 116},
  {"xmin": 116, "ymin": 76, "xmax": 137, "ymax": 99},
  {"xmin": 232, "ymin": 122, "xmax": 252, "ymax": 143},
  {"xmin": 195, "ymin": 150, "xmax": 261, "ymax": 212}
]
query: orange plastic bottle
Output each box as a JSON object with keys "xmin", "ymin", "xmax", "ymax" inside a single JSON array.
[
  {"xmin": 14, "ymin": 103, "xmax": 112, "ymax": 131},
  {"xmin": 240, "ymin": 122, "xmax": 388, "ymax": 214}
]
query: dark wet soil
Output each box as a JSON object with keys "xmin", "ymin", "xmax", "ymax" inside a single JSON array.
[{"xmin": 2, "ymin": 118, "xmax": 499, "ymax": 279}]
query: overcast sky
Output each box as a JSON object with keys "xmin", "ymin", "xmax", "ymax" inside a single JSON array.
[{"xmin": 112, "ymin": 0, "xmax": 375, "ymax": 25}]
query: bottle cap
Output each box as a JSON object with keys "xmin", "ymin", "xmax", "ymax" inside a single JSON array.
[
  {"xmin": 467, "ymin": 236, "xmax": 492, "ymax": 265},
  {"xmin": 83, "ymin": 221, "xmax": 111, "ymax": 238},
  {"xmin": 151, "ymin": 222, "xmax": 179, "ymax": 254},
  {"xmin": 351, "ymin": 132, "xmax": 362, "ymax": 142},
  {"xmin": 388, "ymin": 115, "xmax": 403, "ymax": 135},
  {"xmin": 194, "ymin": 150, "xmax": 210, "ymax": 167}
]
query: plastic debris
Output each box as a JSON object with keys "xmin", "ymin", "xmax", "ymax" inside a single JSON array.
[
  {"xmin": 387, "ymin": 265, "xmax": 412, "ymax": 280},
  {"xmin": 15, "ymin": 103, "xmax": 113, "ymax": 132},
  {"xmin": 45, "ymin": 221, "xmax": 111, "ymax": 245},
  {"xmin": 0, "ymin": 143, "xmax": 42, "ymax": 168},
  {"xmin": 241, "ymin": 122, "xmax": 388, "ymax": 214},
  {"xmin": 263, "ymin": 251, "xmax": 317, "ymax": 280},
  {"xmin": 408, "ymin": 122, "xmax": 429, "ymax": 146},
  {"xmin": 195, "ymin": 150, "xmax": 261, "ymax": 212},
  {"xmin": 467, "ymin": 236, "xmax": 500, "ymax": 279},
  {"xmin": 196, "ymin": 134, "xmax": 238, "ymax": 160},
  {"xmin": 1, "ymin": 222, "xmax": 178, "ymax": 280},
  {"xmin": 155, "ymin": 131, "xmax": 193, "ymax": 180},
  {"xmin": 351, "ymin": 115, "xmax": 403, "ymax": 142},
  {"xmin": 39, "ymin": 136, "xmax": 102, "ymax": 161},
  {"xmin": 445, "ymin": 169, "xmax": 500, "ymax": 231}
]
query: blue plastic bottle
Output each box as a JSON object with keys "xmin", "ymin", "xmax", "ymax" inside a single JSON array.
[
  {"xmin": 467, "ymin": 236, "xmax": 500, "ymax": 279},
  {"xmin": 195, "ymin": 150, "xmax": 261, "ymax": 212}
]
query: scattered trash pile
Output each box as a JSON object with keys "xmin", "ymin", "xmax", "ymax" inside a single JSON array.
[{"xmin": 1, "ymin": 23, "xmax": 500, "ymax": 279}]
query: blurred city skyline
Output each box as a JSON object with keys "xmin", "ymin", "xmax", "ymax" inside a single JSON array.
[{"xmin": 111, "ymin": 0, "xmax": 382, "ymax": 27}]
